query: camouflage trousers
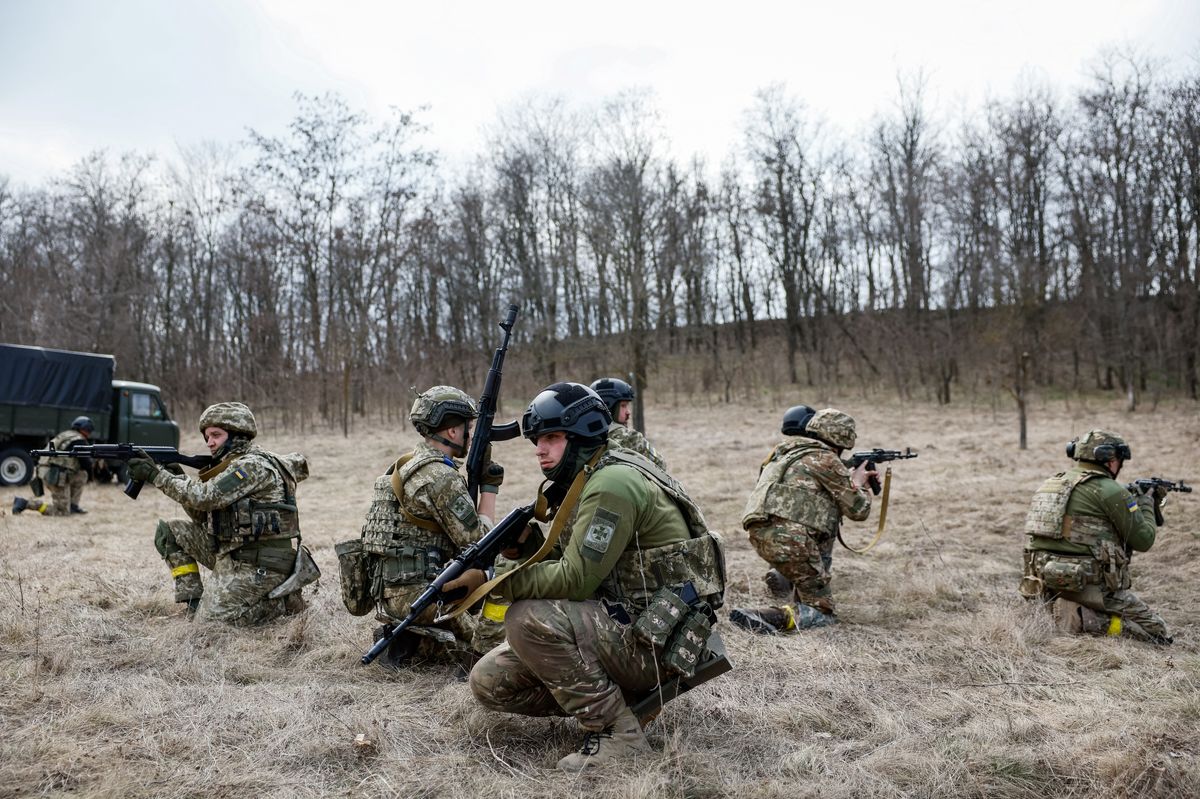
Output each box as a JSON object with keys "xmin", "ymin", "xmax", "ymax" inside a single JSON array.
[
  {"xmin": 156, "ymin": 519, "xmax": 296, "ymax": 626},
  {"xmin": 42, "ymin": 468, "xmax": 86, "ymax": 516},
  {"xmin": 470, "ymin": 599, "xmax": 662, "ymax": 732},
  {"xmin": 1044, "ymin": 586, "xmax": 1170, "ymax": 643},
  {"xmin": 373, "ymin": 576, "xmax": 478, "ymax": 656},
  {"xmin": 747, "ymin": 520, "xmax": 835, "ymax": 613}
]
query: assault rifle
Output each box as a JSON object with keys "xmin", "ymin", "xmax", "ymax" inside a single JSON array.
[
  {"xmin": 465, "ymin": 303, "xmax": 522, "ymax": 503},
  {"xmin": 844, "ymin": 448, "xmax": 919, "ymax": 495},
  {"xmin": 31, "ymin": 443, "xmax": 213, "ymax": 500},
  {"xmin": 361, "ymin": 481, "xmax": 567, "ymax": 666},
  {"xmin": 1125, "ymin": 477, "xmax": 1192, "ymax": 526}
]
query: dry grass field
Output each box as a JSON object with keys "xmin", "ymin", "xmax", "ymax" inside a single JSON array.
[{"xmin": 2, "ymin": 393, "xmax": 1199, "ymax": 798}]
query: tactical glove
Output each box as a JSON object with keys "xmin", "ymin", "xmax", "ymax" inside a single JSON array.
[
  {"xmin": 1152, "ymin": 484, "xmax": 1170, "ymax": 503},
  {"xmin": 127, "ymin": 457, "xmax": 159, "ymax": 482},
  {"xmin": 481, "ymin": 462, "xmax": 504, "ymax": 493}
]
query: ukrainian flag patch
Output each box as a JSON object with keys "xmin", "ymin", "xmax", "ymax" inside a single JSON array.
[
  {"xmin": 233, "ymin": 467, "xmax": 249, "ymax": 481},
  {"xmin": 1126, "ymin": 496, "xmax": 1138, "ymax": 512}
]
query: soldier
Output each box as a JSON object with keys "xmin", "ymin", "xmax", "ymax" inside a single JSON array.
[
  {"xmin": 126, "ymin": 402, "xmax": 316, "ymax": 625},
  {"xmin": 590, "ymin": 377, "xmax": 665, "ymax": 469},
  {"xmin": 459, "ymin": 382, "xmax": 725, "ymax": 771},
  {"xmin": 730, "ymin": 406, "xmax": 876, "ymax": 634},
  {"xmin": 1020, "ymin": 430, "xmax": 1171, "ymax": 644},
  {"xmin": 336, "ymin": 386, "xmax": 503, "ymax": 666},
  {"xmin": 12, "ymin": 415, "xmax": 94, "ymax": 516}
]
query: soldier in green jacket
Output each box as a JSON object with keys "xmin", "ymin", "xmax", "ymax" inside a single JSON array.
[
  {"xmin": 457, "ymin": 382, "xmax": 725, "ymax": 771},
  {"xmin": 590, "ymin": 377, "xmax": 666, "ymax": 469},
  {"xmin": 127, "ymin": 402, "xmax": 316, "ymax": 625},
  {"xmin": 731, "ymin": 406, "xmax": 876, "ymax": 634},
  {"xmin": 1020, "ymin": 430, "xmax": 1171, "ymax": 644},
  {"xmin": 336, "ymin": 386, "xmax": 503, "ymax": 666}
]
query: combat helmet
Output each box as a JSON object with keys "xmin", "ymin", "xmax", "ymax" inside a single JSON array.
[
  {"xmin": 805, "ymin": 408, "xmax": 856, "ymax": 451},
  {"xmin": 522, "ymin": 382, "xmax": 611, "ymax": 443},
  {"xmin": 71, "ymin": 415, "xmax": 95, "ymax": 434},
  {"xmin": 589, "ymin": 377, "xmax": 635, "ymax": 417},
  {"xmin": 199, "ymin": 402, "xmax": 257, "ymax": 439},
  {"xmin": 409, "ymin": 386, "xmax": 478, "ymax": 436},
  {"xmin": 1067, "ymin": 430, "xmax": 1131, "ymax": 463},
  {"xmin": 781, "ymin": 405, "xmax": 816, "ymax": 437}
]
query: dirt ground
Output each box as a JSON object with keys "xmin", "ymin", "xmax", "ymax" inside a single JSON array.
[{"xmin": 2, "ymin": 393, "xmax": 1198, "ymax": 798}]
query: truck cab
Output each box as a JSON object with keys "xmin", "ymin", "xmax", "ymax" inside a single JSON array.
[{"xmin": 112, "ymin": 381, "xmax": 180, "ymax": 448}]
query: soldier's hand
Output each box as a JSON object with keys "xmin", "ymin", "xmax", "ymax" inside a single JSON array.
[
  {"xmin": 481, "ymin": 461, "xmax": 504, "ymax": 493},
  {"xmin": 127, "ymin": 456, "xmax": 159, "ymax": 482},
  {"xmin": 442, "ymin": 568, "xmax": 487, "ymax": 597},
  {"xmin": 851, "ymin": 461, "xmax": 877, "ymax": 491},
  {"xmin": 1152, "ymin": 484, "xmax": 1170, "ymax": 503}
]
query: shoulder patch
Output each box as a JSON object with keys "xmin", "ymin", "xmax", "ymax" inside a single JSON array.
[
  {"xmin": 1126, "ymin": 496, "xmax": 1139, "ymax": 512},
  {"xmin": 450, "ymin": 493, "xmax": 478, "ymax": 525},
  {"xmin": 216, "ymin": 465, "xmax": 252, "ymax": 492},
  {"xmin": 581, "ymin": 507, "xmax": 621, "ymax": 562}
]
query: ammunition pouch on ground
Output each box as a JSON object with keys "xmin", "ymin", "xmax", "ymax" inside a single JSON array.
[{"xmin": 336, "ymin": 538, "xmax": 374, "ymax": 616}]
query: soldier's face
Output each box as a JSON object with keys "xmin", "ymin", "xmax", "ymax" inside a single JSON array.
[
  {"xmin": 534, "ymin": 431, "xmax": 569, "ymax": 470},
  {"xmin": 203, "ymin": 426, "xmax": 229, "ymax": 455},
  {"xmin": 616, "ymin": 400, "xmax": 632, "ymax": 426}
]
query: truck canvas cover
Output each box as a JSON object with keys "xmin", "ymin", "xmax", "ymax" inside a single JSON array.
[{"xmin": 0, "ymin": 344, "xmax": 115, "ymax": 411}]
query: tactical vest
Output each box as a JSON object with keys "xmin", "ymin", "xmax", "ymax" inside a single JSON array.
[
  {"xmin": 207, "ymin": 452, "xmax": 302, "ymax": 546},
  {"xmin": 1025, "ymin": 470, "xmax": 1130, "ymax": 589},
  {"xmin": 741, "ymin": 439, "xmax": 840, "ymax": 536},
  {"xmin": 360, "ymin": 450, "xmax": 457, "ymax": 571},
  {"xmin": 592, "ymin": 450, "xmax": 726, "ymax": 612},
  {"xmin": 45, "ymin": 430, "xmax": 85, "ymax": 471}
]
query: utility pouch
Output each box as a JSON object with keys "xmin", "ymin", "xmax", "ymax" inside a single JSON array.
[
  {"xmin": 335, "ymin": 539, "xmax": 373, "ymax": 616},
  {"xmin": 383, "ymin": 546, "xmax": 444, "ymax": 585},
  {"xmin": 662, "ymin": 605, "xmax": 713, "ymax": 678},
  {"xmin": 30, "ymin": 475, "xmax": 44, "ymax": 497},
  {"xmin": 1041, "ymin": 558, "xmax": 1090, "ymax": 593},
  {"xmin": 46, "ymin": 465, "xmax": 62, "ymax": 487},
  {"xmin": 632, "ymin": 587, "xmax": 691, "ymax": 651}
]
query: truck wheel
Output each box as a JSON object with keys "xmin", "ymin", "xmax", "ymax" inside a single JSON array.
[{"xmin": 0, "ymin": 448, "xmax": 34, "ymax": 486}]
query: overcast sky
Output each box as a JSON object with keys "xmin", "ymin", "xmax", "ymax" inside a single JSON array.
[{"xmin": 1, "ymin": 0, "xmax": 1197, "ymax": 187}]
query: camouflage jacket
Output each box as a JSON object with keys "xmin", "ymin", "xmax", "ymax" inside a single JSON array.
[
  {"xmin": 607, "ymin": 424, "xmax": 666, "ymax": 470},
  {"xmin": 741, "ymin": 437, "xmax": 871, "ymax": 536},
  {"xmin": 42, "ymin": 429, "xmax": 86, "ymax": 472}
]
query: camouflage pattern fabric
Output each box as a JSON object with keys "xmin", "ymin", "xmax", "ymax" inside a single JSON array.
[
  {"xmin": 357, "ymin": 442, "xmax": 492, "ymax": 654},
  {"xmin": 38, "ymin": 429, "xmax": 87, "ymax": 516},
  {"xmin": 149, "ymin": 438, "xmax": 308, "ymax": 625},
  {"xmin": 742, "ymin": 437, "xmax": 871, "ymax": 614},
  {"xmin": 198, "ymin": 402, "xmax": 257, "ymax": 438},
  {"xmin": 805, "ymin": 408, "xmax": 856, "ymax": 450},
  {"xmin": 747, "ymin": 521, "xmax": 835, "ymax": 613},
  {"xmin": 471, "ymin": 599, "xmax": 663, "ymax": 731},
  {"xmin": 1022, "ymin": 461, "xmax": 1168, "ymax": 642},
  {"xmin": 607, "ymin": 424, "xmax": 666, "ymax": 470}
]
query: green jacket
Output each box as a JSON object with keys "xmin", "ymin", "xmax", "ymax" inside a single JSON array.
[{"xmin": 1026, "ymin": 463, "xmax": 1157, "ymax": 556}]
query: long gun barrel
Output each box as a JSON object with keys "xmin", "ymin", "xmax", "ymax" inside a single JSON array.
[
  {"xmin": 844, "ymin": 447, "xmax": 918, "ymax": 495},
  {"xmin": 465, "ymin": 304, "xmax": 522, "ymax": 503},
  {"xmin": 1125, "ymin": 477, "xmax": 1191, "ymax": 526},
  {"xmin": 31, "ymin": 443, "xmax": 213, "ymax": 499},
  {"xmin": 361, "ymin": 481, "xmax": 566, "ymax": 666}
]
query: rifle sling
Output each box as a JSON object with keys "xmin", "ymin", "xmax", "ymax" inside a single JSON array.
[
  {"xmin": 838, "ymin": 466, "xmax": 891, "ymax": 555},
  {"xmin": 389, "ymin": 453, "xmax": 444, "ymax": 533},
  {"xmin": 436, "ymin": 449, "xmax": 603, "ymax": 621}
]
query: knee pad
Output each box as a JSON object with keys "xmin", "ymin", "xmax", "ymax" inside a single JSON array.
[{"xmin": 154, "ymin": 520, "xmax": 182, "ymax": 557}]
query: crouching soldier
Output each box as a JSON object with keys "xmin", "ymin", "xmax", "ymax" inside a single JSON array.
[{"xmin": 127, "ymin": 402, "xmax": 317, "ymax": 625}]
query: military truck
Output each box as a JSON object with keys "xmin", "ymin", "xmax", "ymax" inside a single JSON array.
[{"xmin": 0, "ymin": 344, "xmax": 180, "ymax": 486}]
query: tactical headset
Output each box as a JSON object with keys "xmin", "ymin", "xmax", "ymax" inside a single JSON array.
[{"xmin": 1065, "ymin": 438, "xmax": 1132, "ymax": 462}]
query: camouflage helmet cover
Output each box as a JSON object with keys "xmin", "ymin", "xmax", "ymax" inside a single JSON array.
[
  {"xmin": 410, "ymin": 385, "xmax": 478, "ymax": 435},
  {"xmin": 199, "ymin": 402, "xmax": 258, "ymax": 439},
  {"xmin": 1067, "ymin": 429, "xmax": 1131, "ymax": 463},
  {"xmin": 805, "ymin": 408, "xmax": 856, "ymax": 450},
  {"xmin": 71, "ymin": 415, "xmax": 95, "ymax": 433}
]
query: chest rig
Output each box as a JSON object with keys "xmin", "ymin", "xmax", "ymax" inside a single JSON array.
[
  {"xmin": 742, "ymin": 439, "xmax": 840, "ymax": 536},
  {"xmin": 204, "ymin": 453, "xmax": 300, "ymax": 546},
  {"xmin": 591, "ymin": 450, "xmax": 726, "ymax": 613}
]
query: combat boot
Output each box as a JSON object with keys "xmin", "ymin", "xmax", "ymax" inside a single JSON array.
[
  {"xmin": 70, "ymin": 505, "xmax": 87, "ymax": 514},
  {"xmin": 165, "ymin": 552, "xmax": 204, "ymax": 606},
  {"xmin": 793, "ymin": 603, "xmax": 837, "ymax": 629},
  {"xmin": 764, "ymin": 569, "xmax": 793, "ymax": 598},
  {"xmin": 372, "ymin": 626, "xmax": 421, "ymax": 669},
  {"xmin": 729, "ymin": 605, "xmax": 794, "ymax": 634},
  {"xmin": 557, "ymin": 708, "xmax": 651, "ymax": 771},
  {"xmin": 12, "ymin": 497, "xmax": 28, "ymax": 514}
]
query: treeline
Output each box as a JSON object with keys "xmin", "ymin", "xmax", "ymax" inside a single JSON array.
[{"xmin": 1, "ymin": 50, "xmax": 1198, "ymax": 427}]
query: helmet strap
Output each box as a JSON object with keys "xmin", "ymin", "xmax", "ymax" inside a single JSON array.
[{"xmin": 429, "ymin": 425, "xmax": 468, "ymax": 458}]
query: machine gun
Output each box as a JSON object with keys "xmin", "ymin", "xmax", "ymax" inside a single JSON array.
[
  {"xmin": 31, "ymin": 443, "xmax": 212, "ymax": 499},
  {"xmin": 1125, "ymin": 477, "xmax": 1192, "ymax": 526},
  {"xmin": 844, "ymin": 447, "xmax": 919, "ymax": 495},
  {"xmin": 361, "ymin": 481, "xmax": 567, "ymax": 666},
  {"xmin": 464, "ymin": 303, "xmax": 522, "ymax": 502}
]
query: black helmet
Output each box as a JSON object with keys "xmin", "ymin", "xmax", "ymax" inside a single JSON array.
[
  {"xmin": 71, "ymin": 416, "xmax": 95, "ymax": 434},
  {"xmin": 589, "ymin": 377, "xmax": 635, "ymax": 415},
  {"xmin": 523, "ymin": 382, "xmax": 611, "ymax": 442},
  {"xmin": 781, "ymin": 405, "xmax": 815, "ymax": 437}
]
